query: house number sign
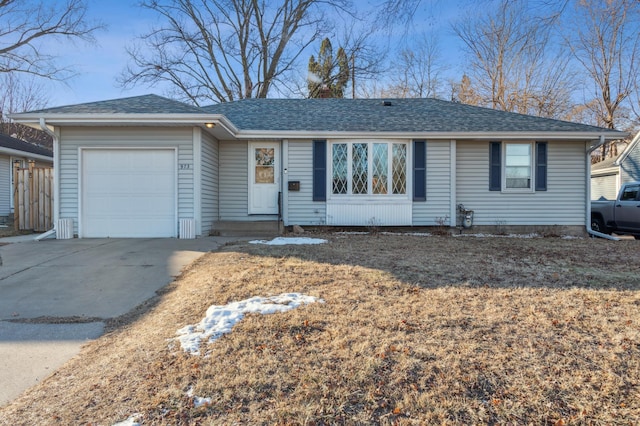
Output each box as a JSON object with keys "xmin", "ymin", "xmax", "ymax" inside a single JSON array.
[{"xmin": 179, "ymin": 163, "xmax": 192, "ymax": 170}]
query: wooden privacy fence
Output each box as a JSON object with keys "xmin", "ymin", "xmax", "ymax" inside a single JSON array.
[{"xmin": 13, "ymin": 161, "xmax": 54, "ymax": 232}]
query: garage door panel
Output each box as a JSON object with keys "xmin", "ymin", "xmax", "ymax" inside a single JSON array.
[
  {"xmin": 83, "ymin": 217, "xmax": 175, "ymax": 238},
  {"xmin": 81, "ymin": 149, "xmax": 176, "ymax": 238}
]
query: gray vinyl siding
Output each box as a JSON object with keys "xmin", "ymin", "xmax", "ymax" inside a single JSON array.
[
  {"xmin": 621, "ymin": 144, "xmax": 640, "ymax": 184},
  {"xmin": 591, "ymin": 174, "xmax": 618, "ymax": 200},
  {"xmin": 200, "ymin": 132, "xmax": 219, "ymax": 234},
  {"xmin": 412, "ymin": 141, "xmax": 452, "ymax": 226},
  {"xmin": 456, "ymin": 140, "xmax": 586, "ymax": 226},
  {"xmin": 286, "ymin": 140, "xmax": 326, "ymax": 226},
  {"xmin": 219, "ymin": 140, "xmax": 249, "ymax": 221},
  {"xmin": 0, "ymin": 156, "xmax": 10, "ymax": 216},
  {"xmin": 178, "ymin": 138, "xmax": 194, "ymax": 220},
  {"xmin": 59, "ymin": 127, "xmax": 194, "ymax": 235}
]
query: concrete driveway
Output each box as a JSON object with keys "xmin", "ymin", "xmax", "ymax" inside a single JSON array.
[{"xmin": 0, "ymin": 236, "xmax": 237, "ymax": 407}]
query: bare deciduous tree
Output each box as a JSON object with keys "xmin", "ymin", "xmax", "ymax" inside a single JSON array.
[
  {"xmin": 565, "ymin": 0, "xmax": 640, "ymax": 159},
  {"xmin": 385, "ymin": 32, "xmax": 446, "ymax": 99},
  {"xmin": 450, "ymin": 74, "xmax": 482, "ymax": 105},
  {"xmin": 121, "ymin": 0, "xmax": 352, "ymax": 105},
  {"xmin": 567, "ymin": 0, "xmax": 639, "ymax": 130},
  {"xmin": 0, "ymin": 0, "xmax": 99, "ymax": 79},
  {"xmin": 341, "ymin": 23, "xmax": 389, "ymax": 99},
  {"xmin": 375, "ymin": 0, "xmax": 421, "ymax": 28},
  {"xmin": 0, "ymin": 73, "xmax": 51, "ymax": 146},
  {"xmin": 452, "ymin": 0, "xmax": 573, "ymax": 118}
]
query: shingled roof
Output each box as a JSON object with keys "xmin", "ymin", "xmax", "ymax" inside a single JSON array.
[
  {"xmin": 27, "ymin": 94, "xmax": 206, "ymax": 115},
  {"xmin": 14, "ymin": 94, "xmax": 625, "ymax": 137},
  {"xmin": 0, "ymin": 133, "xmax": 53, "ymax": 158},
  {"xmin": 202, "ymin": 98, "xmax": 623, "ymax": 135}
]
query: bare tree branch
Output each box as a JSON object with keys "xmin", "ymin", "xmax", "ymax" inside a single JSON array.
[
  {"xmin": 565, "ymin": 0, "xmax": 640, "ymax": 131},
  {"xmin": 0, "ymin": 73, "xmax": 51, "ymax": 146},
  {"xmin": 384, "ymin": 31, "xmax": 447, "ymax": 99},
  {"xmin": 120, "ymin": 0, "xmax": 352, "ymax": 105},
  {"xmin": 0, "ymin": 0, "xmax": 100, "ymax": 79},
  {"xmin": 452, "ymin": 0, "xmax": 573, "ymax": 118}
]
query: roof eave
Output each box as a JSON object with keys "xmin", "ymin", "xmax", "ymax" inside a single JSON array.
[
  {"xmin": 0, "ymin": 146, "xmax": 52, "ymax": 161},
  {"xmin": 232, "ymin": 130, "xmax": 627, "ymax": 141},
  {"xmin": 9, "ymin": 113, "xmax": 239, "ymax": 136},
  {"xmin": 616, "ymin": 130, "xmax": 640, "ymax": 165},
  {"xmin": 591, "ymin": 166, "xmax": 619, "ymax": 176},
  {"xmin": 8, "ymin": 112, "xmax": 626, "ymax": 141}
]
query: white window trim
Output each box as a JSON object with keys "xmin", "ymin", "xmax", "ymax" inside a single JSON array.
[
  {"xmin": 502, "ymin": 141, "xmax": 535, "ymax": 193},
  {"xmin": 327, "ymin": 139, "xmax": 412, "ymax": 202}
]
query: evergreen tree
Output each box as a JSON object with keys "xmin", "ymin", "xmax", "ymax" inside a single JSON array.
[{"xmin": 308, "ymin": 38, "xmax": 350, "ymax": 98}]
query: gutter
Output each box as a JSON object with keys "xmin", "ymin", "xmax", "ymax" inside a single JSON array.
[
  {"xmin": 230, "ymin": 130, "xmax": 626, "ymax": 141},
  {"xmin": 34, "ymin": 118, "xmax": 59, "ymax": 241},
  {"xmin": 586, "ymin": 135, "xmax": 619, "ymax": 240}
]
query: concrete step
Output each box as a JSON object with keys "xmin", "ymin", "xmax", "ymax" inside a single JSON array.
[{"xmin": 211, "ymin": 221, "xmax": 282, "ymax": 237}]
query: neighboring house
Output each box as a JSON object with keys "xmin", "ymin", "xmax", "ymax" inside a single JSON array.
[
  {"xmin": 10, "ymin": 95, "xmax": 624, "ymax": 238},
  {"xmin": 591, "ymin": 131, "xmax": 640, "ymax": 200},
  {"xmin": 0, "ymin": 133, "xmax": 53, "ymax": 219}
]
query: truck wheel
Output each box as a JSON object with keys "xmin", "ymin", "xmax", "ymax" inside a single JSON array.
[{"xmin": 591, "ymin": 216, "xmax": 608, "ymax": 234}]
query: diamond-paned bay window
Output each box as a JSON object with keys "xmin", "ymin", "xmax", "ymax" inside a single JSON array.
[
  {"xmin": 332, "ymin": 143, "xmax": 348, "ymax": 194},
  {"xmin": 330, "ymin": 141, "xmax": 408, "ymax": 197},
  {"xmin": 352, "ymin": 143, "xmax": 368, "ymax": 194},
  {"xmin": 391, "ymin": 144, "xmax": 407, "ymax": 194}
]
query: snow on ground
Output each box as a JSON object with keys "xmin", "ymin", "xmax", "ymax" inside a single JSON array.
[
  {"xmin": 336, "ymin": 231, "xmax": 582, "ymax": 239},
  {"xmin": 112, "ymin": 294, "xmax": 323, "ymax": 424},
  {"xmin": 336, "ymin": 231, "xmax": 434, "ymax": 237},
  {"xmin": 453, "ymin": 233, "xmax": 540, "ymax": 239},
  {"xmin": 175, "ymin": 293, "xmax": 323, "ymax": 356},
  {"xmin": 187, "ymin": 387, "xmax": 213, "ymax": 408},
  {"xmin": 249, "ymin": 237, "xmax": 327, "ymax": 245},
  {"xmin": 112, "ymin": 414, "xmax": 143, "ymax": 426}
]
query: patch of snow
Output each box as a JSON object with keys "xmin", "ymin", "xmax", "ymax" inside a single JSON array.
[
  {"xmin": 249, "ymin": 237, "xmax": 327, "ymax": 245},
  {"xmin": 337, "ymin": 231, "xmax": 433, "ymax": 237},
  {"xmin": 186, "ymin": 387, "xmax": 213, "ymax": 408},
  {"xmin": 193, "ymin": 395, "xmax": 213, "ymax": 408},
  {"xmin": 381, "ymin": 231, "xmax": 433, "ymax": 237},
  {"xmin": 175, "ymin": 293, "xmax": 323, "ymax": 356},
  {"xmin": 112, "ymin": 414, "xmax": 143, "ymax": 426},
  {"xmin": 453, "ymin": 233, "xmax": 540, "ymax": 239}
]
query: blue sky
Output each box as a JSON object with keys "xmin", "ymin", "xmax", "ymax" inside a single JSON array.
[
  {"xmin": 42, "ymin": 0, "xmax": 467, "ymax": 108},
  {"xmin": 45, "ymin": 0, "xmax": 159, "ymax": 107}
]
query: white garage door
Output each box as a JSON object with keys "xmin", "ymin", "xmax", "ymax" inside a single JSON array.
[
  {"xmin": 81, "ymin": 149, "xmax": 176, "ymax": 238},
  {"xmin": 591, "ymin": 174, "xmax": 618, "ymax": 201}
]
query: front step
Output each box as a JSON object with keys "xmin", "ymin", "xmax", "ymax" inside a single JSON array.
[{"xmin": 211, "ymin": 221, "xmax": 282, "ymax": 237}]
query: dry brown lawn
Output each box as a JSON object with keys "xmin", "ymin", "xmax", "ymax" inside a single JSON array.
[{"xmin": 1, "ymin": 233, "xmax": 639, "ymax": 425}]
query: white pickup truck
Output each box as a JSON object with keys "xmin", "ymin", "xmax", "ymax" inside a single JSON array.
[{"xmin": 591, "ymin": 182, "xmax": 640, "ymax": 239}]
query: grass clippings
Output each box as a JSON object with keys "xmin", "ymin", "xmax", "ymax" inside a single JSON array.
[{"xmin": 1, "ymin": 234, "xmax": 639, "ymax": 425}]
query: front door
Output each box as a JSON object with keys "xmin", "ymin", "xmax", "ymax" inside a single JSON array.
[{"xmin": 248, "ymin": 142, "xmax": 280, "ymax": 214}]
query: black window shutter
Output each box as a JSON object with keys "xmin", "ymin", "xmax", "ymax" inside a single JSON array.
[
  {"xmin": 535, "ymin": 141, "xmax": 548, "ymax": 191},
  {"xmin": 489, "ymin": 142, "xmax": 502, "ymax": 191},
  {"xmin": 413, "ymin": 140, "xmax": 426, "ymax": 201},
  {"xmin": 312, "ymin": 140, "xmax": 326, "ymax": 201}
]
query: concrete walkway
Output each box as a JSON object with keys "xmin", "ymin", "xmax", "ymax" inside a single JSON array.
[{"xmin": 0, "ymin": 236, "xmax": 240, "ymax": 407}]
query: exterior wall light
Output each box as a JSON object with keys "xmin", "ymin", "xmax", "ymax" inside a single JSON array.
[{"xmin": 205, "ymin": 123, "xmax": 216, "ymax": 128}]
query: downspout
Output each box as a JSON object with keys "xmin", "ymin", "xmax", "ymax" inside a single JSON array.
[
  {"xmin": 34, "ymin": 118, "xmax": 59, "ymax": 240},
  {"xmin": 586, "ymin": 135, "xmax": 619, "ymax": 240}
]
